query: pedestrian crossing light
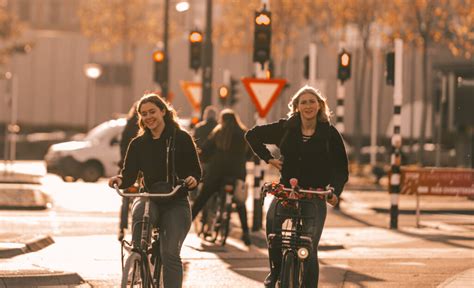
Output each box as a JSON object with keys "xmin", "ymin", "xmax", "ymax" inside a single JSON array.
[
  {"xmin": 253, "ymin": 6, "xmax": 272, "ymax": 67},
  {"xmin": 153, "ymin": 49, "xmax": 166, "ymax": 85},
  {"xmin": 337, "ymin": 50, "xmax": 351, "ymax": 83},
  {"xmin": 189, "ymin": 30, "xmax": 203, "ymax": 71}
]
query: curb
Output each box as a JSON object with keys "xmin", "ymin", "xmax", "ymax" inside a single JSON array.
[
  {"xmin": 0, "ymin": 272, "xmax": 85, "ymax": 287},
  {"xmin": 0, "ymin": 184, "xmax": 52, "ymax": 210},
  {"xmin": 0, "ymin": 236, "xmax": 54, "ymax": 259}
]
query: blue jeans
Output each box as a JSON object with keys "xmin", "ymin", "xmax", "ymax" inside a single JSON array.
[
  {"xmin": 266, "ymin": 197, "xmax": 327, "ymax": 287},
  {"xmin": 132, "ymin": 197, "xmax": 191, "ymax": 288}
]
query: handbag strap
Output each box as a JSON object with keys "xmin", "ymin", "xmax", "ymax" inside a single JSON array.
[{"xmin": 166, "ymin": 128, "xmax": 177, "ymax": 187}]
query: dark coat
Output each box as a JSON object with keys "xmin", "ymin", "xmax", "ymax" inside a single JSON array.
[
  {"xmin": 193, "ymin": 119, "xmax": 217, "ymax": 149},
  {"xmin": 201, "ymin": 128, "xmax": 250, "ymax": 181},
  {"xmin": 245, "ymin": 116, "xmax": 349, "ymax": 196},
  {"xmin": 119, "ymin": 125, "xmax": 202, "ymax": 194}
]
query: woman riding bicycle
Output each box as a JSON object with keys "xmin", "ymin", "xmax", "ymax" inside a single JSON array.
[
  {"xmin": 109, "ymin": 93, "xmax": 201, "ymax": 288},
  {"xmin": 245, "ymin": 85, "xmax": 349, "ymax": 287},
  {"xmin": 191, "ymin": 109, "xmax": 252, "ymax": 245}
]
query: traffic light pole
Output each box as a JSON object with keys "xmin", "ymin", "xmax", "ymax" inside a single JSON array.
[
  {"xmin": 200, "ymin": 0, "xmax": 213, "ymax": 118},
  {"xmin": 389, "ymin": 39, "xmax": 404, "ymax": 230},
  {"xmin": 162, "ymin": 0, "xmax": 170, "ymax": 99},
  {"xmin": 252, "ymin": 62, "xmax": 267, "ymax": 232}
]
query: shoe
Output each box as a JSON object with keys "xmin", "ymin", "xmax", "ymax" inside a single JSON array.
[
  {"xmin": 118, "ymin": 229, "xmax": 125, "ymax": 241},
  {"xmin": 242, "ymin": 232, "xmax": 251, "ymax": 246},
  {"xmin": 264, "ymin": 272, "xmax": 275, "ymax": 288}
]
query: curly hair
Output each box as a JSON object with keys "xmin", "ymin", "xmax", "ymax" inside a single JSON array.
[{"xmin": 287, "ymin": 85, "xmax": 332, "ymax": 123}]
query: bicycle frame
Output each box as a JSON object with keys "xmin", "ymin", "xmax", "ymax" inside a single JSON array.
[
  {"xmin": 198, "ymin": 177, "xmax": 236, "ymax": 246},
  {"xmin": 262, "ymin": 179, "xmax": 333, "ymax": 288},
  {"xmin": 114, "ymin": 184, "xmax": 184, "ymax": 288}
]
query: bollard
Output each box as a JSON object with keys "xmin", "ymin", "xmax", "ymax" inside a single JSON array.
[{"xmin": 252, "ymin": 158, "xmax": 264, "ymax": 231}]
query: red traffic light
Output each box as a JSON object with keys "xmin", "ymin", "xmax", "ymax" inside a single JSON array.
[
  {"xmin": 218, "ymin": 85, "xmax": 229, "ymax": 98},
  {"xmin": 153, "ymin": 50, "xmax": 165, "ymax": 62},
  {"xmin": 189, "ymin": 31, "xmax": 203, "ymax": 43},
  {"xmin": 255, "ymin": 13, "xmax": 271, "ymax": 25}
]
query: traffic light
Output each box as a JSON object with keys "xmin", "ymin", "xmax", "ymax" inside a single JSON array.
[
  {"xmin": 153, "ymin": 49, "xmax": 165, "ymax": 85},
  {"xmin": 229, "ymin": 77, "xmax": 239, "ymax": 106},
  {"xmin": 189, "ymin": 30, "xmax": 203, "ymax": 71},
  {"xmin": 386, "ymin": 52, "xmax": 395, "ymax": 86},
  {"xmin": 253, "ymin": 6, "xmax": 272, "ymax": 66},
  {"xmin": 218, "ymin": 85, "xmax": 229, "ymax": 106},
  {"xmin": 337, "ymin": 50, "xmax": 351, "ymax": 83},
  {"xmin": 303, "ymin": 55, "xmax": 309, "ymax": 79}
]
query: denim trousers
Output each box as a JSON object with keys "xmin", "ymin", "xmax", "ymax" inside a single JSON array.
[{"xmin": 132, "ymin": 197, "xmax": 191, "ymax": 288}]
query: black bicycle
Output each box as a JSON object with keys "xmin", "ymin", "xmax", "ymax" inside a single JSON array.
[
  {"xmin": 198, "ymin": 177, "xmax": 237, "ymax": 246},
  {"xmin": 113, "ymin": 182, "xmax": 184, "ymax": 288},
  {"xmin": 261, "ymin": 178, "xmax": 333, "ymax": 288}
]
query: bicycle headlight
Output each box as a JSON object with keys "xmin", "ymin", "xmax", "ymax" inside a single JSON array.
[{"xmin": 297, "ymin": 248, "xmax": 309, "ymax": 259}]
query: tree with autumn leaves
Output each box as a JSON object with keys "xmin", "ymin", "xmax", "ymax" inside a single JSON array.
[
  {"xmin": 0, "ymin": 4, "xmax": 26, "ymax": 66},
  {"xmin": 381, "ymin": 0, "xmax": 473, "ymax": 164},
  {"xmin": 214, "ymin": 0, "xmax": 472, "ymax": 165}
]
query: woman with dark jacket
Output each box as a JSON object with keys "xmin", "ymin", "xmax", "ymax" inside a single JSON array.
[
  {"xmin": 191, "ymin": 109, "xmax": 252, "ymax": 245},
  {"xmin": 109, "ymin": 93, "xmax": 201, "ymax": 288},
  {"xmin": 245, "ymin": 85, "xmax": 349, "ymax": 287}
]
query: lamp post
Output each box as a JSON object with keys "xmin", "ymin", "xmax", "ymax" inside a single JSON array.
[
  {"xmin": 200, "ymin": 0, "xmax": 213, "ymax": 118},
  {"xmin": 83, "ymin": 63, "xmax": 103, "ymax": 130}
]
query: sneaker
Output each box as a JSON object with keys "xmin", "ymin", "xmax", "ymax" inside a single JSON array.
[{"xmin": 242, "ymin": 232, "xmax": 251, "ymax": 246}]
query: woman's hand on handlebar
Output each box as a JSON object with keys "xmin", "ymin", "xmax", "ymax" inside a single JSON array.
[
  {"xmin": 268, "ymin": 159, "xmax": 283, "ymax": 171},
  {"xmin": 184, "ymin": 176, "xmax": 198, "ymax": 189},
  {"xmin": 108, "ymin": 176, "xmax": 122, "ymax": 188}
]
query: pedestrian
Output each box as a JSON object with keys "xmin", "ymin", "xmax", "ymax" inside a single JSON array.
[
  {"xmin": 108, "ymin": 93, "xmax": 201, "ymax": 288},
  {"xmin": 117, "ymin": 101, "xmax": 140, "ymax": 242},
  {"xmin": 191, "ymin": 108, "xmax": 252, "ymax": 245},
  {"xmin": 245, "ymin": 85, "xmax": 349, "ymax": 287},
  {"xmin": 193, "ymin": 105, "xmax": 218, "ymax": 151}
]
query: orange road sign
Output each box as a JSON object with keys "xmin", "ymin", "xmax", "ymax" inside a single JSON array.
[
  {"xmin": 180, "ymin": 81, "xmax": 202, "ymax": 112},
  {"xmin": 241, "ymin": 78, "xmax": 286, "ymax": 117}
]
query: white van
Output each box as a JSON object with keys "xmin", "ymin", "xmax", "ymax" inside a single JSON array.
[{"xmin": 44, "ymin": 118, "xmax": 126, "ymax": 182}]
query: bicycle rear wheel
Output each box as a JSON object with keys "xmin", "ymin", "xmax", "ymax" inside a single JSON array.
[{"xmin": 215, "ymin": 202, "xmax": 232, "ymax": 246}]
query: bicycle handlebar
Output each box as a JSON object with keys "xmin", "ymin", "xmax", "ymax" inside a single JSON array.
[{"xmin": 113, "ymin": 182, "xmax": 185, "ymax": 198}]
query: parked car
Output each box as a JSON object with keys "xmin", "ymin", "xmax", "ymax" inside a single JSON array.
[{"xmin": 44, "ymin": 119, "xmax": 126, "ymax": 182}]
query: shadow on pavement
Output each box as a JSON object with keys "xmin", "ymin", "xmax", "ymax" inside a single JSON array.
[
  {"xmin": 320, "ymin": 259, "xmax": 383, "ymax": 287},
  {"xmin": 334, "ymin": 208, "xmax": 474, "ymax": 250}
]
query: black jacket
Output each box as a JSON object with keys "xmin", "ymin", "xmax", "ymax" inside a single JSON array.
[
  {"xmin": 245, "ymin": 116, "xmax": 348, "ymax": 196},
  {"xmin": 200, "ymin": 128, "xmax": 250, "ymax": 180},
  {"xmin": 119, "ymin": 125, "xmax": 202, "ymax": 193}
]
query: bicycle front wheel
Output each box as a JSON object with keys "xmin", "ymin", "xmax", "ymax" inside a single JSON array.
[
  {"xmin": 122, "ymin": 252, "xmax": 151, "ymax": 288},
  {"xmin": 279, "ymin": 251, "xmax": 299, "ymax": 288}
]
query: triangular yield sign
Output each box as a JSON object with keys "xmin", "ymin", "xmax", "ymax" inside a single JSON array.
[
  {"xmin": 180, "ymin": 81, "xmax": 202, "ymax": 112},
  {"xmin": 242, "ymin": 78, "xmax": 287, "ymax": 117}
]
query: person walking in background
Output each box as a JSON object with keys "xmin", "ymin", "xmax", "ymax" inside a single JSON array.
[
  {"xmin": 245, "ymin": 85, "xmax": 349, "ymax": 287},
  {"xmin": 109, "ymin": 93, "xmax": 201, "ymax": 288},
  {"xmin": 117, "ymin": 101, "xmax": 140, "ymax": 241},
  {"xmin": 191, "ymin": 109, "xmax": 252, "ymax": 245},
  {"xmin": 193, "ymin": 105, "xmax": 218, "ymax": 151}
]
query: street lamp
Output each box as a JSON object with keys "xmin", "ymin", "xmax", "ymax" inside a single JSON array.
[
  {"xmin": 175, "ymin": 1, "xmax": 189, "ymax": 12},
  {"xmin": 83, "ymin": 63, "xmax": 103, "ymax": 130}
]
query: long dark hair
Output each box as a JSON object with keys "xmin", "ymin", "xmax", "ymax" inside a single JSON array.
[
  {"xmin": 136, "ymin": 93, "xmax": 180, "ymax": 136},
  {"xmin": 212, "ymin": 109, "xmax": 247, "ymax": 151}
]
